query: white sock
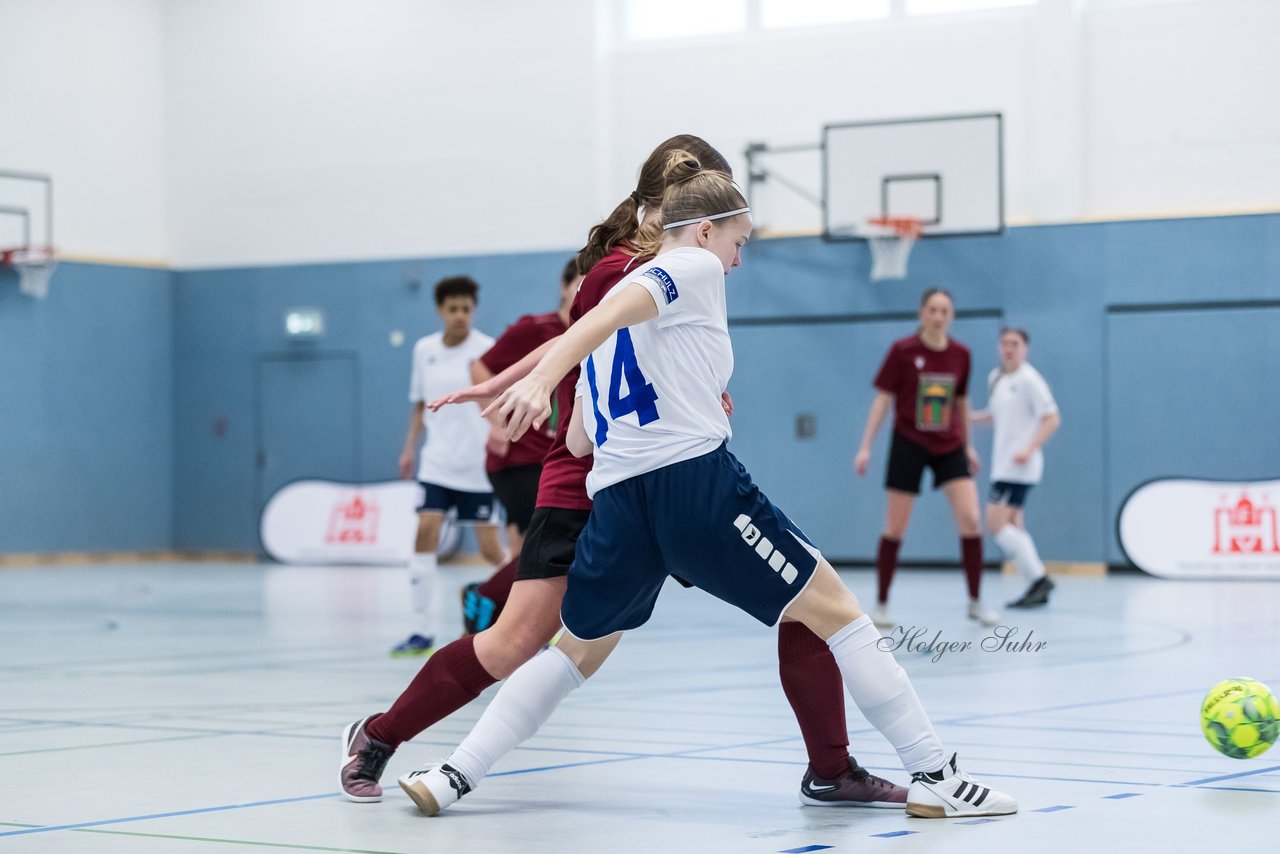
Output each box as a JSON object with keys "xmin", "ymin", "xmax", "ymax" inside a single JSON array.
[
  {"xmin": 447, "ymin": 645, "xmax": 586, "ymax": 788},
  {"xmin": 826, "ymin": 615, "xmax": 947, "ymax": 774},
  {"xmin": 995, "ymin": 525, "xmax": 1045, "ymax": 582},
  {"xmin": 408, "ymin": 552, "xmax": 438, "ymax": 638},
  {"xmin": 1014, "ymin": 527, "xmax": 1046, "ymax": 581}
]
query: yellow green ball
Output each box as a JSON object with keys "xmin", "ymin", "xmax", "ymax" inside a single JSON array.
[{"xmin": 1201, "ymin": 678, "xmax": 1279, "ymax": 759}]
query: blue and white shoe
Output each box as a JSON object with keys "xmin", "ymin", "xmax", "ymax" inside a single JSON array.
[
  {"xmin": 461, "ymin": 583, "xmax": 497, "ymax": 634},
  {"xmin": 389, "ymin": 634, "xmax": 434, "ymax": 658}
]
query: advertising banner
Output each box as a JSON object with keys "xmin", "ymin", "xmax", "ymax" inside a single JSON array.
[{"xmin": 1118, "ymin": 478, "xmax": 1280, "ymax": 579}]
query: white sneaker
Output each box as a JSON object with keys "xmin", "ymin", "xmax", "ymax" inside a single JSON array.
[
  {"xmin": 967, "ymin": 599, "xmax": 1000, "ymax": 628},
  {"xmin": 906, "ymin": 753, "xmax": 1017, "ymax": 818},
  {"xmin": 398, "ymin": 763, "xmax": 472, "ymax": 816},
  {"xmin": 871, "ymin": 603, "xmax": 895, "ymax": 629}
]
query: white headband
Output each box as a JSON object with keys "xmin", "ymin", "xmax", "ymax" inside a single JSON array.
[{"xmin": 662, "ymin": 206, "xmax": 751, "ymax": 230}]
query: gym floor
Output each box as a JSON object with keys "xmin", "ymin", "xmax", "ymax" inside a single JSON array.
[{"xmin": 3, "ymin": 562, "xmax": 1277, "ymax": 853}]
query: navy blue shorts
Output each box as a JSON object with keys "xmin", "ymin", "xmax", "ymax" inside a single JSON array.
[
  {"xmin": 988, "ymin": 481, "xmax": 1033, "ymax": 508},
  {"xmin": 418, "ymin": 481, "xmax": 496, "ymax": 524},
  {"xmin": 561, "ymin": 445, "xmax": 822, "ymax": 641}
]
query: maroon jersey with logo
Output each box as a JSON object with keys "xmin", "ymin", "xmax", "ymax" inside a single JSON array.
[
  {"xmin": 480, "ymin": 311, "xmax": 568, "ymax": 471},
  {"xmin": 536, "ymin": 244, "xmax": 643, "ymax": 510},
  {"xmin": 873, "ymin": 334, "xmax": 971, "ymax": 455}
]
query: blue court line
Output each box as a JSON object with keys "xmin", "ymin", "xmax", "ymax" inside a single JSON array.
[
  {"xmin": 955, "ymin": 818, "xmax": 999, "ymax": 825},
  {"xmin": 1031, "ymin": 804, "xmax": 1075, "ymax": 812},
  {"xmin": 1177, "ymin": 764, "xmax": 1280, "ymax": 787},
  {"xmin": 1102, "ymin": 793, "xmax": 1142, "ymax": 799},
  {"xmin": 870, "ymin": 830, "xmax": 917, "ymax": 838},
  {"xmin": 778, "ymin": 846, "xmax": 834, "ymax": 853},
  {"xmin": 0, "ymin": 793, "xmax": 340, "ymax": 839},
  {"xmin": 1195, "ymin": 785, "xmax": 1280, "ymax": 794},
  {"xmin": 943, "ymin": 720, "xmax": 1205, "ymax": 739}
]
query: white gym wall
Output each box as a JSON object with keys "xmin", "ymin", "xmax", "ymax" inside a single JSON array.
[{"xmin": 2, "ymin": 0, "xmax": 1277, "ymax": 267}]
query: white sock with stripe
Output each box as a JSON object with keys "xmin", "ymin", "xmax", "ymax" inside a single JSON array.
[
  {"xmin": 408, "ymin": 551, "xmax": 438, "ymax": 639},
  {"xmin": 826, "ymin": 615, "xmax": 947, "ymax": 774},
  {"xmin": 447, "ymin": 645, "xmax": 586, "ymax": 788}
]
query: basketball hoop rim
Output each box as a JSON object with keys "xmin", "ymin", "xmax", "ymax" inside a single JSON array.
[
  {"xmin": 1, "ymin": 244, "xmax": 57, "ymax": 266},
  {"xmin": 866, "ymin": 217, "xmax": 925, "ymax": 238}
]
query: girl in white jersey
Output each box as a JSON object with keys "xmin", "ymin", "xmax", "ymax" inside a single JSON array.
[
  {"xmin": 971, "ymin": 328, "xmax": 1061, "ymax": 608},
  {"xmin": 481, "ymin": 155, "xmax": 1018, "ymax": 820}
]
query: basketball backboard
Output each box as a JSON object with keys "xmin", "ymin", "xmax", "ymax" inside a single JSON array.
[{"xmin": 823, "ymin": 113, "xmax": 1003, "ymax": 241}]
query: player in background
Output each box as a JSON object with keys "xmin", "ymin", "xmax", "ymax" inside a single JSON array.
[
  {"xmin": 417, "ymin": 157, "xmax": 1018, "ymax": 820},
  {"xmin": 393, "ymin": 277, "xmax": 502, "ymax": 657},
  {"xmin": 854, "ymin": 289, "xmax": 999, "ymax": 629},
  {"xmin": 460, "ymin": 259, "xmax": 579, "ymax": 633},
  {"xmin": 342, "ymin": 136, "xmax": 904, "ymax": 813},
  {"xmin": 969, "ymin": 328, "xmax": 1061, "ymax": 608}
]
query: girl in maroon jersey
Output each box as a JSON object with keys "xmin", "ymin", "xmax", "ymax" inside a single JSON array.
[
  {"xmin": 853, "ymin": 288, "xmax": 998, "ymax": 628},
  {"xmin": 340, "ymin": 136, "xmax": 905, "ymax": 812}
]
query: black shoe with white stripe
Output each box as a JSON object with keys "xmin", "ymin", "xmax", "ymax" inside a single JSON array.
[{"xmin": 905, "ymin": 753, "xmax": 1017, "ymax": 818}]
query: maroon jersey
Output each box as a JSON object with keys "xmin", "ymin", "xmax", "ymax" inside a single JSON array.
[
  {"xmin": 480, "ymin": 311, "xmax": 568, "ymax": 471},
  {"xmin": 536, "ymin": 244, "xmax": 643, "ymax": 511},
  {"xmin": 873, "ymin": 334, "xmax": 971, "ymax": 455}
]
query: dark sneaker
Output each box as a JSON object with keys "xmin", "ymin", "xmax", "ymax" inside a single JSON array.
[
  {"xmin": 461, "ymin": 583, "xmax": 497, "ymax": 635},
  {"xmin": 389, "ymin": 634, "xmax": 434, "ymax": 658},
  {"xmin": 1007, "ymin": 576, "xmax": 1055, "ymax": 609},
  {"xmin": 341, "ymin": 715, "xmax": 394, "ymax": 802},
  {"xmin": 799, "ymin": 756, "xmax": 908, "ymax": 808},
  {"xmin": 399, "ymin": 762, "xmax": 473, "ymax": 816}
]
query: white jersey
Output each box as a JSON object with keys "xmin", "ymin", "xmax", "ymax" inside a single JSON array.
[
  {"xmin": 987, "ymin": 361, "xmax": 1058, "ymax": 484},
  {"xmin": 408, "ymin": 329, "xmax": 495, "ymax": 492},
  {"xmin": 577, "ymin": 246, "xmax": 733, "ymax": 497}
]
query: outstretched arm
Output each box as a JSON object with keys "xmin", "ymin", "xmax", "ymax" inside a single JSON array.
[
  {"xmin": 489, "ymin": 283, "xmax": 659, "ymax": 441},
  {"xmin": 427, "ymin": 337, "xmax": 561, "ymax": 411}
]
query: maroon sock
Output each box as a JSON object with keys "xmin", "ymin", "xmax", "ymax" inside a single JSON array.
[
  {"xmin": 876, "ymin": 536, "xmax": 902, "ymax": 604},
  {"xmin": 477, "ymin": 556, "xmax": 519, "ymax": 612},
  {"xmin": 366, "ymin": 634, "xmax": 497, "ymax": 749},
  {"xmin": 961, "ymin": 536, "xmax": 983, "ymax": 599},
  {"xmin": 778, "ymin": 622, "xmax": 849, "ymax": 780}
]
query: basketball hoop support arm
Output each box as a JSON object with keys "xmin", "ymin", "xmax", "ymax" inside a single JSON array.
[{"xmin": 744, "ymin": 141, "xmax": 824, "ymax": 213}]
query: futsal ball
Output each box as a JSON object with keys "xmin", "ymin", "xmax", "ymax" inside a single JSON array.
[{"xmin": 1200, "ymin": 678, "xmax": 1280, "ymax": 759}]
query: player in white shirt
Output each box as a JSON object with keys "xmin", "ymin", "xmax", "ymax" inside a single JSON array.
[
  {"xmin": 395, "ymin": 276, "xmax": 503, "ymax": 657},
  {"xmin": 971, "ymin": 328, "xmax": 1061, "ymax": 608},
  {"xmin": 466, "ymin": 156, "xmax": 1018, "ymax": 819}
]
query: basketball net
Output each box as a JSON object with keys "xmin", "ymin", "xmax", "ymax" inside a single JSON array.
[
  {"xmin": 2, "ymin": 245, "xmax": 56, "ymax": 299},
  {"xmin": 863, "ymin": 217, "xmax": 923, "ymax": 281}
]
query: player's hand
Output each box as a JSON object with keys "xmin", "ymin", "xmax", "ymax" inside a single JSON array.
[
  {"xmin": 398, "ymin": 452, "xmax": 414, "ymax": 480},
  {"xmin": 486, "ymin": 375, "xmax": 553, "ymax": 443},
  {"xmin": 427, "ymin": 377, "xmax": 499, "ymax": 412},
  {"xmin": 854, "ymin": 448, "xmax": 871, "ymax": 477},
  {"xmin": 1012, "ymin": 448, "xmax": 1032, "ymax": 466},
  {"xmin": 486, "ymin": 425, "xmax": 511, "ymax": 458},
  {"xmin": 967, "ymin": 446, "xmax": 982, "ymax": 475},
  {"xmin": 720, "ymin": 391, "xmax": 734, "ymax": 417}
]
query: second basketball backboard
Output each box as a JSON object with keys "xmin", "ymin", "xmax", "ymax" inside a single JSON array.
[{"xmin": 823, "ymin": 113, "xmax": 1003, "ymax": 240}]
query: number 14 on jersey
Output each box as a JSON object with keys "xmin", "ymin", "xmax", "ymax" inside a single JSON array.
[{"xmin": 585, "ymin": 328, "xmax": 660, "ymax": 446}]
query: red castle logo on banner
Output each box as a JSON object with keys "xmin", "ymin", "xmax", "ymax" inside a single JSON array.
[
  {"xmin": 1213, "ymin": 493, "xmax": 1280, "ymax": 555},
  {"xmin": 325, "ymin": 493, "xmax": 379, "ymax": 545}
]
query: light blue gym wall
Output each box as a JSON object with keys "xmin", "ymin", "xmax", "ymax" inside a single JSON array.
[
  {"xmin": 170, "ymin": 212, "xmax": 1280, "ymax": 564},
  {"xmin": 0, "ymin": 262, "xmax": 174, "ymax": 553},
  {"xmin": 4, "ymin": 215, "xmax": 1276, "ymax": 561},
  {"xmin": 170, "ymin": 254, "xmax": 576, "ymax": 551}
]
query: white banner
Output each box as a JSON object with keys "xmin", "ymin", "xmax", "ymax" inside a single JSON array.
[
  {"xmin": 261, "ymin": 480, "xmax": 457, "ymax": 566},
  {"xmin": 1118, "ymin": 478, "xmax": 1280, "ymax": 579}
]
